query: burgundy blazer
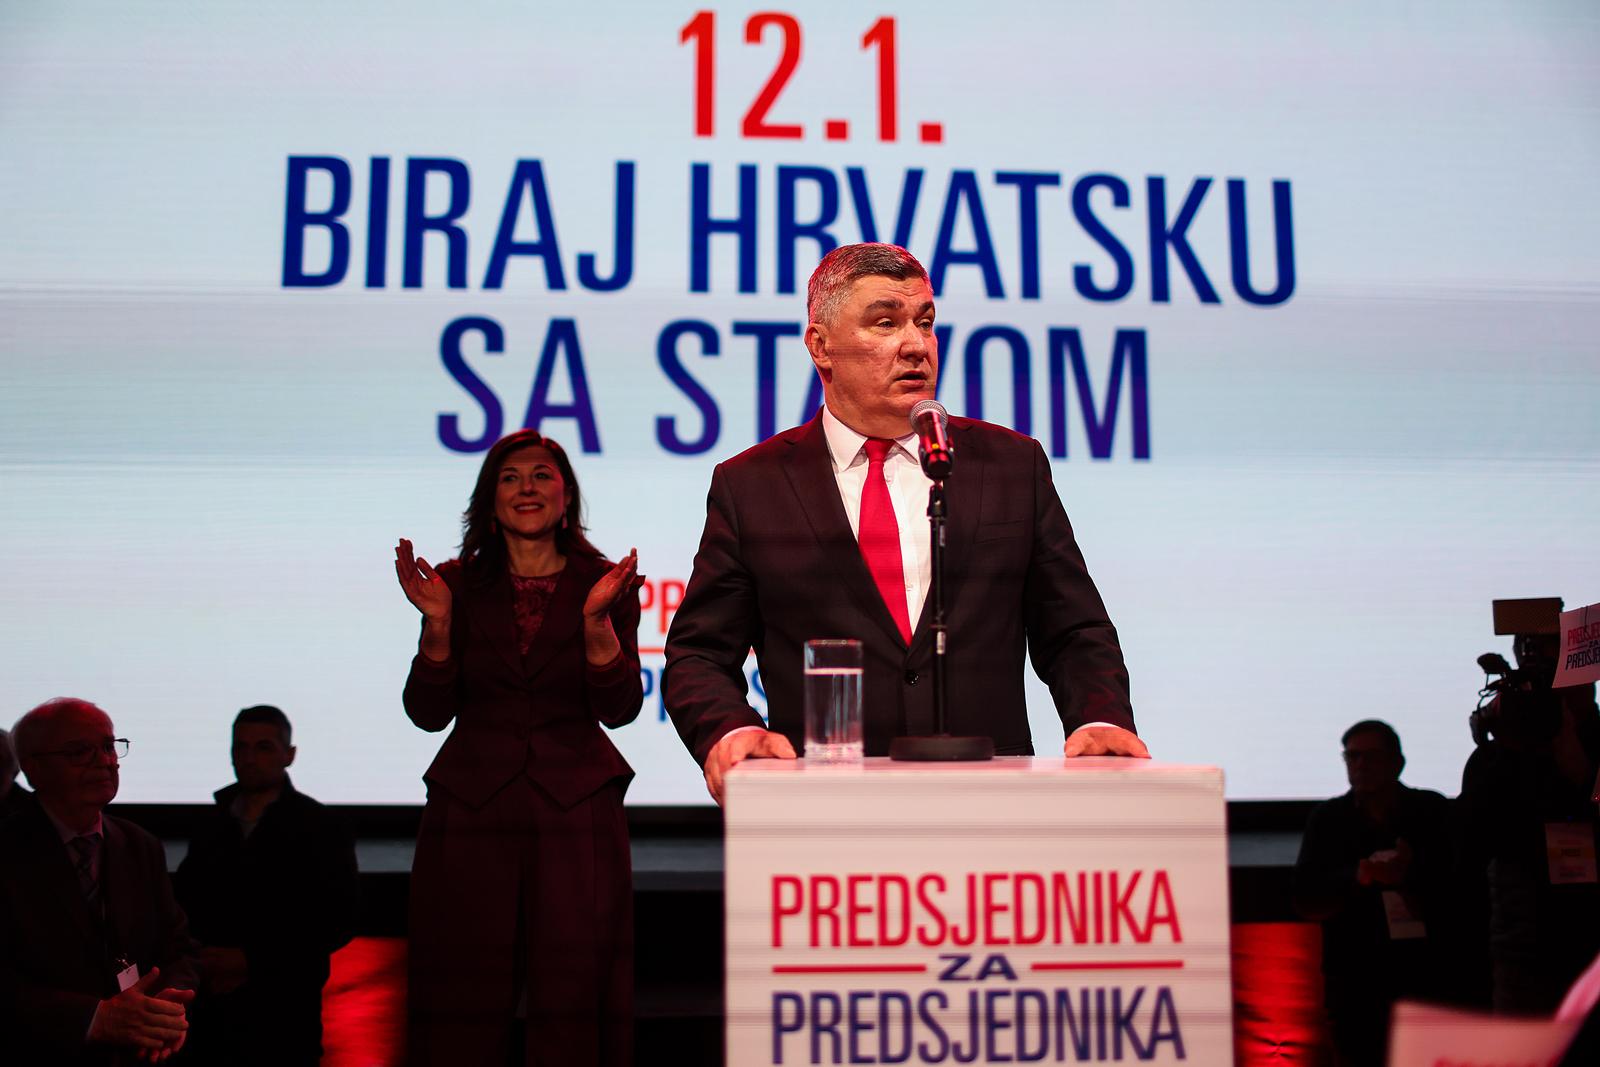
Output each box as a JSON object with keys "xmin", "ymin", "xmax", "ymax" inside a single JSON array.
[
  {"xmin": 403, "ymin": 553, "xmax": 643, "ymax": 810},
  {"xmin": 663, "ymin": 413, "xmax": 1135, "ymax": 765}
]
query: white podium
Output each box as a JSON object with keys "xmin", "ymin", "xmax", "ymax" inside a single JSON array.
[{"xmin": 724, "ymin": 757, "xmax": 1233, "ymax": 1065}]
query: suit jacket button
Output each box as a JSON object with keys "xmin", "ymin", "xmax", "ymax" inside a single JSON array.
[{"xmin": 904, "ymin": 670, "xmax": 919, "ymax": 685}]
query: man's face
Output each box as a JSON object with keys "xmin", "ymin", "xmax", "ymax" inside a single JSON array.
[
  {"xmin": 1342, "ymin": 732, "xmax": 1402, "ymax": 794},
  {"xmin": 806, "ymin": 274, "xmax": 938, "ymax": 435},
  {"xmin": 23, "ymin": 705, "xmax": 120, "ymax": 811},
  {"xmin": 231, "ymin": 723, "xmax": 294, "ymax": 792}
]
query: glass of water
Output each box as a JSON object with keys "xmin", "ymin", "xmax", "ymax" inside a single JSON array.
[{"xmin": 804, "ymin": 639, "xmax": 864, "ymax": 763}]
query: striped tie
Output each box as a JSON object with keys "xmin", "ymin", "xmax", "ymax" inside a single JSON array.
[{"xmin": 68, "ymin": 833, "xmax": 102, "ymax": 910}]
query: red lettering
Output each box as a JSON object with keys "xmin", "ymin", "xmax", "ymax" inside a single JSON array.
[
  {"xmin": 950, "ymin": 873, "xmax": 977, "ymax": 946},
  {"xmin": 1145, "ymin": 870, "xmax": 1183, "ymax": 943},
  {"xmin": 771, "ymin": 875, "xmax": 802, "ymax": 948},
  {"xmin": 878, "ymin": 875, "xmax": 910, "ymax": 947},
  {"xmin": 915, "ymin": 874, "xmax": 948, "ymax": 946},
  {"xmin": 846, "ymin": 874, "xmax": 872, "ymax": 947},
  {"xmin": 809, "ymin": 874, "xmax": 840, "ymax": 947},
  {"xmin": 982, "ymin": 872, "xmax": 1010, "ymax": 945},
  {"xmin": 1052, "ymin": 871, "xmax": 1088, "ymax": 944},
  {"xmin": 1013, "ymin": 873, "xmax": 1045, "ymax": 945},
  {"xmin": 1111, "ymin": 870, "xmax": 1144, "ymax": 943},
  {"xmin": 658, "ymin": 579, "xmax": 685, "ymax": 634}
]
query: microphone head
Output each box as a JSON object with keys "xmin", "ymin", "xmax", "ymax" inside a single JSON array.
[{"xmin": 909, "ymin": 399, "xmax": 948, "ymax": 432}]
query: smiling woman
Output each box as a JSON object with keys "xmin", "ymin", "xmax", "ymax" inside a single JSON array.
[{"xmin": 392, "ymin": 429, "xmax": 645, "ymax": 1067}]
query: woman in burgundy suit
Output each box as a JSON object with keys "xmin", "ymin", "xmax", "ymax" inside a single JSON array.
[{"xmin": 394, "ymin": 429, "xmax": 643, "ymax": 1067}]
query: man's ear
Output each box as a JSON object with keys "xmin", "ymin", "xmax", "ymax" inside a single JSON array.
[
  {"xmin": 285, "ymin": 745, "xmax": 297, "ymax": 768},
  {"xmin": 804, "ymin": 322, "xmax": 831, "ymax": 379}
]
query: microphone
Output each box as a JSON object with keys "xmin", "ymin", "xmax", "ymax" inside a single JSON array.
[{"xmin": 909, "ymin": 399, "xmax": 953, "ymax": 480}]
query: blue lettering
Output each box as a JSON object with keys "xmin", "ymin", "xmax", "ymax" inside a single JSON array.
[
  {"xmin": 1147, "ymin": 176, "xmax": 1219, "ymax": 304},
  {"xmin": 963, "ymin": 326, "xmax": 1031, "ymax": 434},
  {"xmin": 929, "ymin": 171, "xmax": 1004, "ymax": 298},
  {"xmin": 812, "ymin": 991, "xmax": 842, "ymax": 1065},
  {"xmin": 733, "ymin": 321, "xmax": 802, "ymax": 441},
  {"xmin": 1112, "ymin": 987, "xmax": 1147, "ymax": 1060},
  {"xmin": 1228, "ymin": 178, "xmax": 1295, "ymax": 306},
  {"xmin": 880, "ymin": 991, "xmax": 912, "ymax": 1064},
  {"xmin": 655, "ymin": 320, "xmax": 722, "ymax": 455},
  {"xmin": 773, "ymin": 992, "xmax": 804, "ymax": 1065},
  {"xmin": 690, "ymin": 163, "xmax": 758, "ymax": 293},
  {"xmin": 1148, "ymin": 987, "xmax": 1185, "ymax": 1059},
  {"xmin": 915, "ymin": 990, "xmax": 950, "ymax": 1062},
  {"xmin": 577, "ymin": 161, "xmax": 637, "ymax": 292},
  {"xmin": 282, "ymin": 155, "xmax": 351, "ymax": 287},
  {"xmin": 994, "ymin": 172, "xmax": 1061, "ymax": 300},
  {"xmin": 777, "ymin": 165, "xmax": 839, "ymax": 294},
  {"xmin": 437, "ymin": 316, "xmax": 504, "ymax": 453},
  {"xmin": 403, "ymin": 157, "xmax": 471, "ymax": 289},
  {"xmin": 983, "ymin": 989, "xmax": 1014, "ymax": 1064},
  {"xmin": 1014, "ymin": 990, "xmax": 1048, "ymax": 1063},
  {"xmin": 848, "ymin": 990, "xmax": 876, "ymax": 1064},
  {"xmin": 483, "ymin": 160, "xmax": 566, "ymax": 291},
  {"xmin": 1071, "ymin": 174, "xmax": 1134, "ymax": 302},
  {"xmin": 365, "ymin": 156, "xmax": 390, "ymax": 288},
  {"xmin": 1047, "ymin": 328, "xmax": 1151, "ymax": 460},
  {"xmin": 847, "ymin": 166, "xmax": 923, "ymax": 248},
  {"xmin": 520, "ymin": 318, "xmax": 600, "ymax": 453}
]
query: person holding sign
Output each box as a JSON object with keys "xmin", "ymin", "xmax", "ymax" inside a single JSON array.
[
  {"xmin": 395, "ymin": 429, "xmax": 643, "ymax": 1067},
  {"xmin": 664, "ymin": 242, "xmax": 1145, "ymax": 803}
]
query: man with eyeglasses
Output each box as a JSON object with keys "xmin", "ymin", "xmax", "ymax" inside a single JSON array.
[
  {"xmin": 1292, "ymin": 719, "xmax": 1454, "ymax": 1066},
  {"xmin": 0, "ymin": 697, "xmax": 200, "ymax": 1066}
]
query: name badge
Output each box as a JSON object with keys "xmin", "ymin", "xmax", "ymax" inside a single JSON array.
[
  {"xmin": 1546, "ymin": 822, "xmax": 1599, "ymax": 884},
  {"xmin": 1381, "ymin": 890, "xmax": 1426, "ymax": 940},
  {"xmin": 114, "ymin": 958, "xmax": 140, "ymax": 992}
]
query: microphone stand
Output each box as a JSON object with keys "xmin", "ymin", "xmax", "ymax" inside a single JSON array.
[{"xmin": 889, "ymin": 465, "xmax": 995, "ymax": 762}]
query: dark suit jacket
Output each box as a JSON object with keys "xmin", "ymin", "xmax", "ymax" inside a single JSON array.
[
  {"xmin": 664, "ymin": 413, "xmax": 1135, "ymax": 764},
  {"xmin": 174, "ymin": 775, "xmax": 359, "ymax": 1063},
  {"xmin": 0, "ymin": 803, "xmax": 200, "ymax": 1067},
  {"xmin": 403, "ymin": 551, "xmax": 644, "ymax": 809}
]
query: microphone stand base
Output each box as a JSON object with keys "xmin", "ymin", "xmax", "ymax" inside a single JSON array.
[{"xmin": 889, "ymin": 735, "xmax": 996, "ymax": 762}]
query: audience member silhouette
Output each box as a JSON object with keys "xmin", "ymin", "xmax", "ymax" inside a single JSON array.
[
  {"xmin": 0, "ymin": 725, "xmax": 34, "ymax": 819},
  {"xmin": 174, "ymin": 704, "xmax": 359, "ymax": 1066},
  {"xmin": 1293, "ymin": 719, "xmax": 1454, "ymax": 1065},
  {"xmin": 0, "ymin": 697, "xmax": 199, "ymax": 1066}
]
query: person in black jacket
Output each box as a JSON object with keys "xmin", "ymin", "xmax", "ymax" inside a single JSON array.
[
  {"xmin": 174, "ymin": 704, "xmax": 359, "ymax": 1066},
  {"xmin": 1293, "ymin": 719, "xmax": 1454, "ymax": 1066}
]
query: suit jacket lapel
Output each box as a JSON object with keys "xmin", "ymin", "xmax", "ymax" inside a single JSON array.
[
  {"xmin": 781, "ymin": 414, "xmax": 908, "ymax": 649},
  {"xmin": 522, "ymin": 557, "xmax": 587, "ymax": 680},
  {"xmin": 21, "ymin": 807, "xmax": 103, "ymax": 969},
  {"xmin": 466, "ymin": 568, "xmax": 524, "ymax": 678},
  {"xmin": 911, "ymin": 418, "xmax": 983, "ymax": 653},
  {"xmin": 101, "ymin": 817, "xmax": 139, "ymax": 961}
]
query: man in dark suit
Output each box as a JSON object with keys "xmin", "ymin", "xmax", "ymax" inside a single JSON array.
[
  {"xmin": 0, "ymin": 697, "xmax": 199, "ymax": 1065},
  {"xmin": 174, "ymin": 704, "xmax": 359, "ymax": 1066},
  {"xmin": 665, "ymin": 243, "xmax": 1146, "ymax": 802}
]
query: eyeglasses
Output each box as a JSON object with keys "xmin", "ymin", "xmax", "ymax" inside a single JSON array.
[{"xmin": 37, "ymin": 739, "xmax": 130, "ymax": 766}]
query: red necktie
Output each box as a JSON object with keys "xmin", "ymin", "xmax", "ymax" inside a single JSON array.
[{"xmin": 859, "ymin": 438, "xmax": 912, "ymax": 644}]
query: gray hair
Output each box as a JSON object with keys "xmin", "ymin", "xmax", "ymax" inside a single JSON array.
[
  {"xmin": 13, "ymin": 697, "xmax": 107, "ymax": 763},
  {"xmin": 806, "ymin": 243, "xmax": 929, "ymax": 326}
]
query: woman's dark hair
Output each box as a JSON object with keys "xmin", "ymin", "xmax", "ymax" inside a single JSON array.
[{"xmin": 460, "ymin": 429, "xmax": 602, "ymax": 581}]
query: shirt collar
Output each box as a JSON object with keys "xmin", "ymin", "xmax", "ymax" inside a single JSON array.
[
  {"xmin": 821, "ymin": 404, "xmax": 917, "ymax": 474},
  {"xmin": 41, "ymin": 803, "xmax": 103, "ymax": 844}
]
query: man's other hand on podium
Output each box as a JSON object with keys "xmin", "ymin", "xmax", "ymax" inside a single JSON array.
[
  {"xmin": 1064, "ymin": 725, "xmax": 1151, "ymax": 759},
  {"xmin": 705, "ymin": 728, "xmax": 797, "ymax": 804}
]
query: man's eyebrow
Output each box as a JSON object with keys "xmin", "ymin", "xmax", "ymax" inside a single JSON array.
[{"xmin": 863, "ymin": 298, "xmax": 936, "ymax": 316}]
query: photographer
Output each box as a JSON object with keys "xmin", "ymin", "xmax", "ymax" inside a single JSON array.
[{"xmin": 1457, "ymin": 601, "xmax": 1600, "ymax": 1014}]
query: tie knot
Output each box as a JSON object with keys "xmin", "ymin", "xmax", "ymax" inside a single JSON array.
[
  {"xmin": 70, "ymin": 833, "xmax": 100, "ymax": 858},
  {"xmin": 864, "ymin": 438, "xmax": 894, "ymax": 464}
]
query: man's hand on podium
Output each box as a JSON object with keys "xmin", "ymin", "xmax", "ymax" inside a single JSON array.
[
  {"xmin": 1064, "ymin": 725, "xmax": 1150, "ymax": 759},
  {"xmin": 705, "ymin": 728, "xmax": 797, "ymax": 805}
]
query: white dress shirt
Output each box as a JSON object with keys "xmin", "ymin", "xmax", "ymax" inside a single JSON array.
[{"xmin": 821, "ymin": 405, "xmax": 934, "ymax": 632}]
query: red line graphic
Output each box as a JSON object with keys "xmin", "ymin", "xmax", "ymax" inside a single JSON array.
[
  {"xmin": 1031, "ymin": 960, "xmax": 1185, "ymax": 972},
  {"xmin": 773, "ymin": 964, "xmax": 929, "ymax": 975}
]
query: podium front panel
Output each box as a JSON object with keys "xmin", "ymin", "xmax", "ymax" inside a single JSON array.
[{"xmin": 725, "ymin": 757, "xmax": 1232, "ymax": 1064}]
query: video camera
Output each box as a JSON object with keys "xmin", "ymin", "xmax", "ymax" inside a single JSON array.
[{"xmin": 1471, "ymin": 597, "xmax": 1564, "ymax": 747}]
